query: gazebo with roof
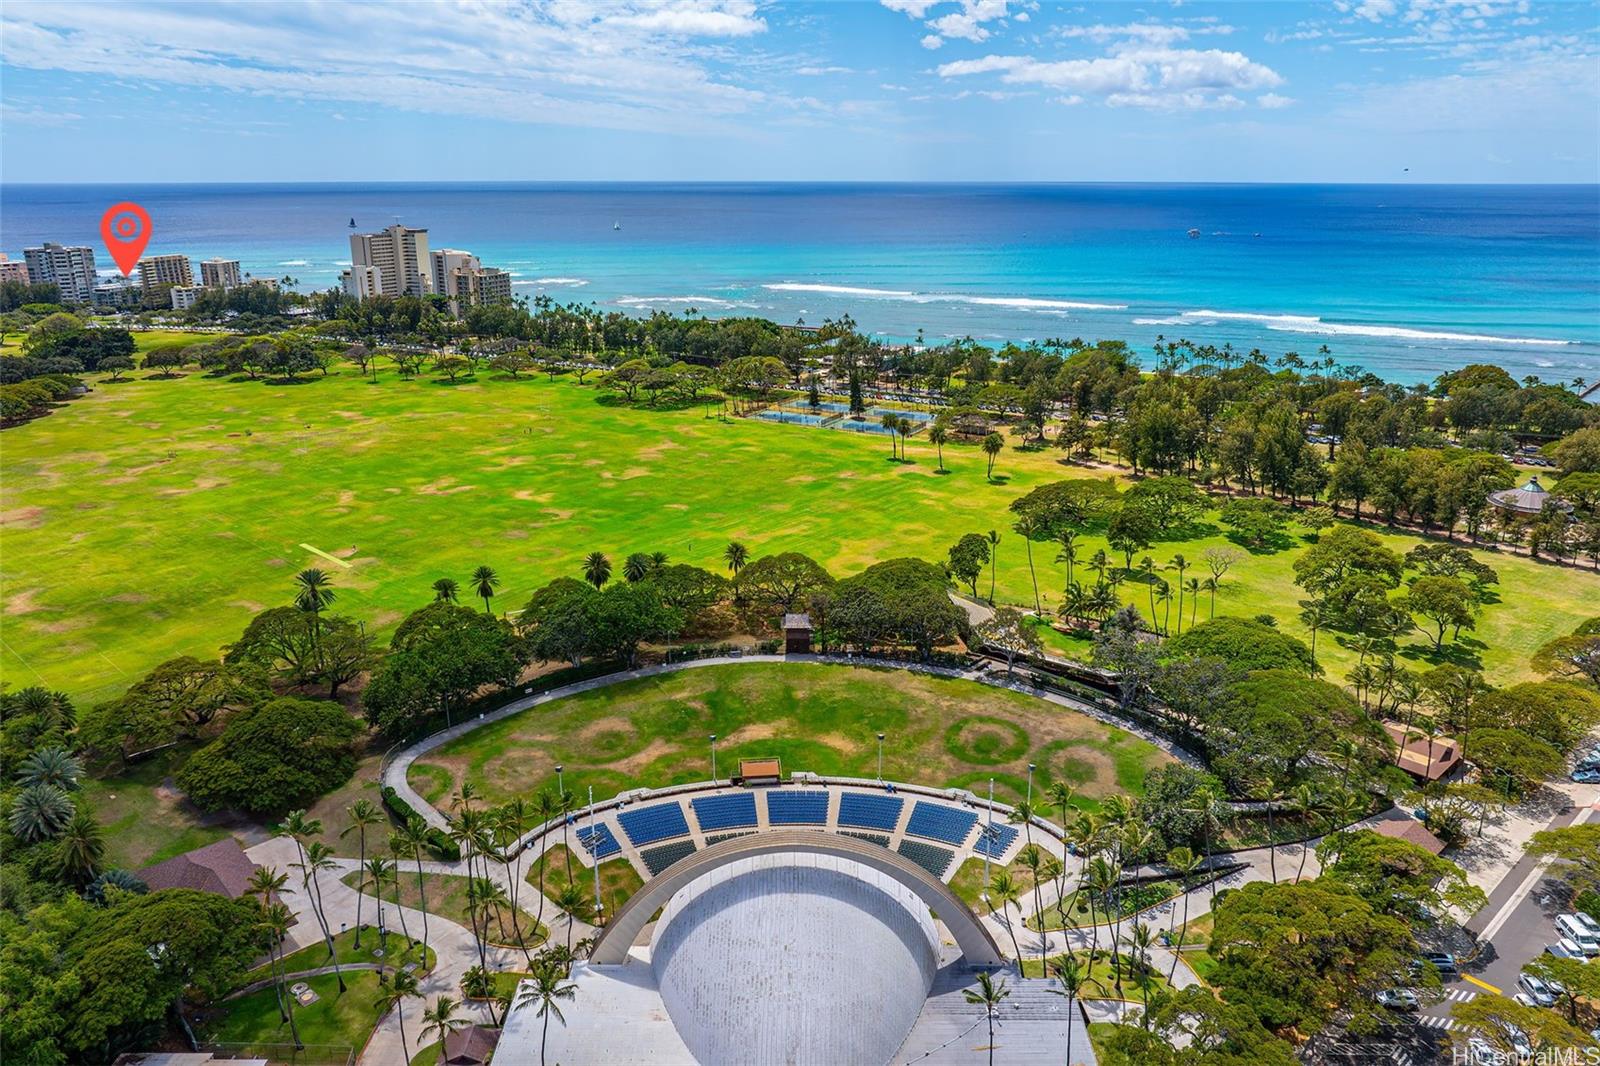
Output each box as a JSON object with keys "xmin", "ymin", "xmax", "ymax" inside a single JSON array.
[{"xmin": 1487, "ymin": 476, "xmax": 1571, "ymax": 516}]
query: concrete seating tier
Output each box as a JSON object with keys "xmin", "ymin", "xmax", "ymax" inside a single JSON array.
[
  {"xmin": 905, "ymin": 801, "xmax": 978, "ymax": 845},
  {"xmin": 617, "ymin": 802, "xmax": 691, "ymax": 847},
  {"xmin": 896, "ymin": 839, "xmax": 955, "ymax": 879},
  {"xmin": 837, "ymin": 792, "xmax": 903, "ymax": 831},
  {"xmin": 690, "ymin": 793, "xmax": 758, "ymax": 831},
  {"xmin": 576, "ymin": 823, "xmax": 622, "ymax": 859},
  {"xmin": 703, "ymin": 831, "xmax": 756, "ymax": 847},
  {"xmin": 640, "ymin": 839, "xmax": 698, "ymax": 876},
  {"xmin": 972, "ymin": 822, "xmax": 1018, "ymax": 859},
  {"xmin": 840, "ymin": 831, "xmax": 892, "ymax": 847},
  {"xmin": 766, "ymin": 791, "xmax": 830, "ymax": 825}
]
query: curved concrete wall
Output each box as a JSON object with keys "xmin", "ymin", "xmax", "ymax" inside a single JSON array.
[
  {"xmin": 591, "ymin": 830, "xmax": 1004, "ymax": 967},
  {"xmin": 651, "ymin": 855, "xmax": 939, "ymax": 1066}
]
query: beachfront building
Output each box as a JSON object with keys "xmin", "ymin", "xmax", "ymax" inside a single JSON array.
[
  {"xmin": 23, "ymin": 242, "xmax": 97, "ymax": 303},
  {"xmin": 347, "ymin": 223, "xmax": 431, "ymax": 299},
  {"xmin": 0, "ymin": 253, "xmax": 30, "ymax": 284},
  {"xmin": 199, "ymin": 257, "xmax": 243, "ymax": 289},
  {"xmin": 91, "ymin": 279, "xmax": 142, "ymax": 310},
  {"xmin": 431, "ymin": 247, "xmax": 513, "ymax": 313},
  {"xmin": 138, "ymin": 254, "xmax": 194, "ymax": 305},
  {"xmin": 170, "ymin": 284, "xmax": 206, "ymax": 311}
]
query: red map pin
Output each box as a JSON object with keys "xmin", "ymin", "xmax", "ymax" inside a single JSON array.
[{"xmin": 100, "ymin": 202, "xmax": 152, "ymax": 276}]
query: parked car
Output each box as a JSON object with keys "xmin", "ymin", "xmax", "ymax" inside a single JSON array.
[
  {"xmin": 1546, "ymin": 939, "xmax": 1590, "ymax": 963},
  {"xmin": 1574, "ymin": 911, "xmax": 1600, "ymax": 938},
  {"xmin": 1465, "ymin": 1037, "xmax": 1498, "ymax": 1065},
  {"xmin": 1556, "ymin": 914, "xmax": 1600, "ymax": 955},
  {"xmin": 1376, "ymin": 988, "xmax": 1419, "ymax": 1010},
  {"xmin": 1573, "ymin": 769, "xmax": 1600, "ymax": 784},
  {"xmin": 1416, "ymin": 951, "xmax": 1459, "ymax": 975},
  {"xmin": 1500, "ymin": 1022, "xmax": 1534, "ymax": 1061},
  {"xmin": 1513, "ymin": 992, "xmax": 1536, "ymax": 1008},
  {"xmin": 1518, "ymin": 972, "xmax": 1556, "ymax": 1007}
]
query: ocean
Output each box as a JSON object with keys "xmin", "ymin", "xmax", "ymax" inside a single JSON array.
[{"xmin": 2, "ymin": 182, "xmax": 1597, "ymax": 386}]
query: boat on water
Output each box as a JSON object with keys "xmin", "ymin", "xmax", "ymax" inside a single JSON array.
[
  {"xmin": 613, "ymin": 221, "xmax": 621, "ymax": 231},
  {"xmin": 348, "ymin": 217, "xmax": 356, "ymax": 228},
  {"xmin": 1187, "ymin": 228, "xmax": 1201, "ymax": 239}
]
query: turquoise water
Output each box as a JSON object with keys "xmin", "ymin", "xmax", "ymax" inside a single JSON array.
[{"xmin": 2, "ymin": 182, "xmax": 1596, "ymax": 385}]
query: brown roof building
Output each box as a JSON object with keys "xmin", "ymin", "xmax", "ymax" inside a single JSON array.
[
  {"xmin": 1383, "ymin": 721, "xmax": 1463, "ymax": 783},
  {"xmin": 443, "ymin": 1025, "xmax": 499, "ymax": 1065},
  {"xmin": 1370, "ymin": 817, "xmax": 1447, "ymax": 856},
  {"xmin": 136, "ymin": 837, "xmax": 260, "ymax": 899}
]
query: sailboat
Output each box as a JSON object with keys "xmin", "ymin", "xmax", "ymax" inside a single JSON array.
[
  {"xmin": 348, "ymin": 217, "xmax": 356, "ymax": 228},
  {"xmin": 613, "ymin": 221, "xmax": 621, "ymax": 231}
]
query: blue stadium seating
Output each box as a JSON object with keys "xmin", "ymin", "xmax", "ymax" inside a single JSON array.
[
  {"xmin": 837, "ymin": 792, "xmax": 903, "ymax": 831},
  {"xmin": 617, "ymin": 802, "xmax": 691, "ymax": 847},
  {"xmin": 690, "ymin": 793, "xmax": 758, "ymax": 831},
  {"xmin": 896, "ymin": 839, "xmax": 955, "ymax": 878},
  {"xmin": 766, "ymin": 790, "xmax": 830, "ymax": 825},
  {"xmin": 972, "ymin": 821, "xmax": 1018, "ymax": 859},
  {"xmin": 575, "ymin": 823, "xmax": 621, "ymax": 860},
  {"xmin": 905, "ymin": 801, "xmax": 978, "ymax": 845},
  {"xmin": 640, "ymin": 839, "xmax": 697, "ymax": 876}
]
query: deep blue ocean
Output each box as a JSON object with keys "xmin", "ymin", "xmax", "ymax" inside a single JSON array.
[{"xmin": 3, "ymin": 182, "xmax": 1597, "ymax": 385}]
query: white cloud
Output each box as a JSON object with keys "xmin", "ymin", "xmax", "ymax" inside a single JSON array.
[
  {"xmin": 1054, "ymin": 20, "xmax": 1234, "ymax": 45},
  {"xmin": 1107, "ymin": 91, "xmax": 1245, "ymax": 110},
  {"xmin": 795, "ymin": 65, "xmax": 853, "ymax": 76},
  {"xmin": 936, "ymin": 45, "xmax": 1282, "ymax": 105},
  {"xmin": 1257, "ymin": 93, "xmax": 1295, "ymax": 108},
  {"xmin": 881, "ymin": 0, "xmax": 939, "ymax": 17},
  {"xmin": 927, "ymin": 0, "xmax": 1010, "ymax": 44},
  {"xmin": 921, "ymin": 34, "xmax": 945, "ymax": 49}
]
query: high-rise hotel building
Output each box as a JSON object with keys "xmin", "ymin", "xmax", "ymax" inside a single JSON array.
[
  {"xmin": 200, "ymin": 258, "xmax": 243, "ymax": 289},
  {"xmin": 23, "ymin": 243, "xmax": 98, "ymax": 304},
  {"xmin": 342, "ymin": 224, "xmax": 431, "ymax": 299},
  {"xmin": 138, "ymin": 254, "xmax": 194, "ymax": 302}
]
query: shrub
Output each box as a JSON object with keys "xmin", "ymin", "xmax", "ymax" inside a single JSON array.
[
  {"xmin": 176, "ymin": 697, "xmax": 361, "ymax": 815},
  {"xmin": 380, "ymin": 784, "xmax": 460, "ymax": 860}
]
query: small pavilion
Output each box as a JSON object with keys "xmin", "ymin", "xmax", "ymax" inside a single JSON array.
[
  {"xmin": 1487, "ymin": 476, "xmax": 1570, "ymax": 516},
  {"xmin": 782, "ymin": 612, "xmax": 813, "ymax": 654}
]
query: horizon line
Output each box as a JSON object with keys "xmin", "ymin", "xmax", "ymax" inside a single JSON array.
[{"xmin": 3, "ymin": 179, "xmax": 1597, "ymax": 189}]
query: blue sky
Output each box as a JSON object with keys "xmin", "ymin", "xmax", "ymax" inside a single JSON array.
[{"xmin": 1, "ymin": 1, "xmax": 1596, "ymax": 183}]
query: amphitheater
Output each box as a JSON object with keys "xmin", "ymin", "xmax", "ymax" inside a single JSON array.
[{"xmin": 495, "ymin": 776, "xmax": 1097, "ymax": 1066}]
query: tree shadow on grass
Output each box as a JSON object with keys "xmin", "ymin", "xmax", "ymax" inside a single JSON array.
[
  {"xmin": 261, "ymin": 377, "xmax": 319, "ymax": 387},
  {"xmin": 428, "ymin": 375, "xmax": 480, "ymax": 387},
  {"xmin": 1395, "ymin": 636, "xmax": 1486, "ymax": 671},
  {"xmin": 988, "ymin": 474, "xmax": 1012, "ymax": 485},
  {"xmin": 1223, "ymin": 530, "xmax": 1296, "ymax": 555}
]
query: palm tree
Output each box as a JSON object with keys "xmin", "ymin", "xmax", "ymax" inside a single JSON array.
[
  {"xmin": 557, "ymin": 789, "xmax": 576, "ymax": 877},
  {"xmin": 1089, "ymin": 549, "xmax": 1110, "ymax": 587},
  {"xmin": 19, "ymin": 747, "xmax": 83, "ymax": 791},
  {"xmin": 532, "ymin": 791, "xmax": 557, "ymax": 940},
  {"xmin": 55, "ymin": 807, "xmax": 104, "ymax": 885},
  {"xmin": 1292, "ymin": 784, "xmax": 1320, "ymax": 882},
  {"xmin": 515, "ymin": 964, "xmax": 578, "ymax": 1066},
  {"xmin": 494, "ymin": 799, "xmax": 539, "ymax": 962},
  {"xmin": 471, "ymin": 565, "xmax": 500, "ymax": 614},
  {"xmin": 962, "ymin": 971, "xmax": 1010, "ymax": 1066},
  {"xmin": 1139, "ymin": 556, "xmax": 1158, "ymax": 620},
  {"xmin": 723, "ymin": 541, "xmax": 748, "ymax": 574},
  {"xmin": 555, "ymin": 882, "xmax": 592, "ymax": 954},
  {"xmin": 387, "ymin": 835, "xmax": 416, "ymax": 946},
  {"xmin": 1258, "ymin": 776, "xmax": 1285, "ymax": 884},
  {"xmin": 9, "ymin": 784, "xmax": 73, "ymax": 842},
  {"xmin": 1015, "ymin": 515, "xmax": 1042, "ymax": 613},
  {"xmin": 1046, "ymin": 781, "xmax": 1077, "ymax": 928},
  {"xmin": 363, "ymin": 855, "xmax": 396, "ymax": 956},
  {"xmin": 1184, "ymin": 787, "xmax": 1227, "ymax": 902},
  {"xmin": 582, "ymin": 551, "xmax": 611, "ymax": 589},
  {"xmin": 1163, "ymin": 847, "xmax": 1201, "ymax": 984},
  {"xmin": 373, "ymin": 969, "xmax": 421, "ymax": 1055},
  {"xmin": 260, "ymin": 901, "xmax": 303, "ymax": 1043},
  {"xmin": 1331, "ymin": 738, "xmax": 1362, "ymax": 790},
  {"xmin": 1154, "ymin": 582, "xmax": 1173, "ymax": 637},
  {"xmin": 622, "ymin": 552, "xmax": 653, "ymax": 583},
  {"xmin": 1017, "ymin": 843, "xmax": 1050, "ymax": 964},
  {"xmin": 292, "ymin": 569, "xmax": 336, "ymax": 637},
  {"xmin": 295, "ymin": 841, "xmax": 346, "ymax": 991},
  {"xmin": 342, "ymin": 799, "xmax": 384, "ymax": 948},
  {"xmin": 929, "ymin": 424, "xmax": 947, "ymax": 472},
  {"xmin": 986, "ymin": 530, "xmax": 1000, "ymax": 603},
  {"xmin": 982, "ymin": 431, "xmax": 1004, "ymax": 479},
  {"xmin": 1055, "ymin": 530, "xmax": 1078, "ymax": 588},
  {"xmin": 986, "ymin": 869, "xmax": 1025, "ymax": 962},
  {"xmin": 398, "ymin": 816, "xmax": 433, "ymax": 958},
  {"xmin": 432, "ymin": 577, "xmax": 460, "ymax": 604},
  {"xmin": 1122, "ymin": 921, "xmax": 1156, "ymax": 1026},
  {"xmin": 1202, "ymin": 576, "xmax": 1219, "ymax": 618},
  {"xmin": 419, "ymin": 995, "xmax": 468, "ymax": 1058},
  {"xmin": 1168, "ymin": 554, "xmax": 1189, "ymax": 633},
  {"xmin": 1184, "ymin": 577, "xmax": 1202, "ymax": 628},
  {"xmin": 1048, "ymin": 954, "xmax": 1085, "ymax": 1065},
  {"xmin": 248, "ymin": 864, "xmax": 290, "ymax": 909}
]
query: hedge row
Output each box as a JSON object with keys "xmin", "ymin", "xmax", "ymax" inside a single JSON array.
[{"xmin": 380, "ymin": 784, "xmax": 461, "ymax": 861}]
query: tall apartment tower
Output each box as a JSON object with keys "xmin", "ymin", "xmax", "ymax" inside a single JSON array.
[
  {"xmin": 430, "ymin": 249, "xmax": 479, "ymax": 295},
  {"xmin": 348, "ymin": 224, "xmax": 431, "ymax": 299},
  {"xmin": 0, "ymin": 254, "xmax": 30, "ymax": 284},
  {"xmin": 23, "ymin": 242, "xmax": 98, "ymax": 303},
  {"xmin": 200, "ymin": 258, "xmax": 243, "ymax": 289},
  {"xmin": 138, "ymin": 254, "xmax": 194, "ymax": 302}
]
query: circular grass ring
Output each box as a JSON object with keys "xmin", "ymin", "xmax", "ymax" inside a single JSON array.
[
  {"xmin": 1035, "ymin": 738, "xmax": 1104, "ymax": 793},
  {"xmin": 944, "ymin": 715, "xmax": 1030, "ymax": 766}
]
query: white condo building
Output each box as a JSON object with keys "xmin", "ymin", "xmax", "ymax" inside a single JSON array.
[
  {"xmin": 200, "ymin": 258, "xmax": 242, "ymax": 289},
  {"xmin": 0, "ymin": 253, "xmax": 30, "ymax": 285},
  {"xmin": 170, "ymin": 285, "xmax": 206, "ymax": 311},
  {"xmin": 138, "ymin": 254, "xmax": 194, "ymax": 301},
  {"xmin": 343, "ymin": 224, "xmax": 431, "ymax": 299},
  {"xmin": 431, "ymin": 248, "xmax": 513, "ymax": 311},
  {"xmin": 23, "ymin": 242, "xmax": 98, "ymax": 304}
]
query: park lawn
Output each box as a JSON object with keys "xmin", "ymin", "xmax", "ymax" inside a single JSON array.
[
  {"xmin": 4, "ymin": 368, "xmax": 1590, "ymax": 710},
  {"xmin": 410, "ymin": 662, "xmax": 1175, "ymax": 812},
  {"xmin": 1026, "ymin": 881, "xmax": 1185, "ymax": 932},
  {"xmin": 300, "ymin": 751, "xmax": 388, "ymax": 848},
  {"xmin": 198, "ymin": 968, "xmax": 385, "ymax": 1053},
  {"xmin": 527, "ymin": 844, "xmax": 645, "ymax": 918},
  {"xmin": 1018, "ymin": 947, "xmax": 1177, "ymax": 999},
  {"xmin": 76, "ymin": 744, "xmax": 232, "ymax": 869},
  {"xmin": 0, "ymin": 328, "xmax": 222, "ymax": 358},
  {"xmin": 948, "ymin": 856, "xmax": 1044, "ymax": 911},
  {"xmin": 247, "ymin": 927, "xmax": 434, "ymax": 981},
  {"xmin": 339, "ymin": 870, "xmax": 549, "ymax": 948}
]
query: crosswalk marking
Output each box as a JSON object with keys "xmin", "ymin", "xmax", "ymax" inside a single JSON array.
[
  {"xmin": 1419, "ymin": 1015, "xmax": 1457, "ymax": 1030},
  {"xmin": 1444, "ymin": 988, "xmax": 1478, "ymax": 1003}
]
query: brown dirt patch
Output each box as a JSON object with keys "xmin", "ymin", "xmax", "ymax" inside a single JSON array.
[
  {"xmin": 417, "ymin": 478, "xmax": 476, "ymax": 495},
  {"xmin": 3, "ymin": 589, "xmax": 44, "ymax": 615},
  {"xmin": 0, "ymin": 506, "xmax": 46, "ymax": 528}
]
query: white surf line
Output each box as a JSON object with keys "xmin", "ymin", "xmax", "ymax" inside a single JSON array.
[{"xmin": 299, "ymin": 543, "xmax": 353, "ymax": 569}]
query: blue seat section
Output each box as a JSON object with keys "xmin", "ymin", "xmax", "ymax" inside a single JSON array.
[
  {"xmin": 640, "ymin": 839, "xmax": 697, "ymax": 876},
  {"xmin": 575, "ymin": 823, "xmax": 621, "ymax": 860},
  {"xmin": 897, "ymin": 839, "xmax": 955, "ymax": 878},
  {"xmin": 766, "ymin": 790, "xmax": 830, "ymax": 825},
  {"xmin": 837, "ymin": 792, "xmax": 903, "ymax": 831},
  {"xmin": 616, "ymin": 802, "xmax": 691, "ymax": 847},
  {"xmin": 905, "ymin": 801, "xmax": 978, "ymax": 845},
  {"xmin": 972, "ymin": 822, "xmax": 1019, "ymax": 859},
  {"xmin": 690, "ymin": 793, "xmax": 758, "ymax": 832}
]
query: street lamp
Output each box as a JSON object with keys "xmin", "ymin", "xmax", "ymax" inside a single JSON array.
[
  {"xmin": 589, "ymin": 785, "xmax": 601, "ymax": 921},
  {"xmin": 556, "ymin": 764, "xmax": 564, "ymax": 796},
  {"xmin": 1026, "ymin": 762, "xmax": 1036, "ymax": 805},
  {"xmin": 709, "ymin": 734, "xmax": 718, "ymax": 785},
  {"xmin": 983, "ymin": 777, "xmax": 995, "ymax": 889},
  {"xmin": 877, "ymin": 733, "xmax": 885, "ymax": 783}
]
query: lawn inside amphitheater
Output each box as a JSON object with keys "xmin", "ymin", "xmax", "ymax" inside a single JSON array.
[
  {"xmin": 4, "ymin": 366, "xmax": 1596, "ymax": 707},
  {"xmin": 407, "ymin": 661, "xmax": 1176, "ymax": 812}
]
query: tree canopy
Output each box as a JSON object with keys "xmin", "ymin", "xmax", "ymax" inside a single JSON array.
[{"xmin": 175, "ymin": 697, "xmax": 362, "ymax": 814}]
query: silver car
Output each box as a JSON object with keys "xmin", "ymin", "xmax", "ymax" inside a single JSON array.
[{"xmin": 1518, "ymin": 972, "xmax": 1555, "ymax": 1007}]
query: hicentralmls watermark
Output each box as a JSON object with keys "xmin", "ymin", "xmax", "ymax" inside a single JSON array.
[{"xmin": 1452, "ymin": 1048, "xmax": 1600, "ymax": 1066}]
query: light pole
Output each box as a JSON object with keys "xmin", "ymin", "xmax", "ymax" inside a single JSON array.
[
  {"xmin": 1026, "ymin": 762, "xmax": 1036, "ymax": 805},
  {"xmin": 556, "ymin": 764, "xmax": 564, "ymax": 797},
  {"xmin": 983, "ymin": 777, "xmax": 995, "ymax": 890},
  {"xmin": 709, "ymin": 734, "xmax": 718, "ymax": 785},
  {"xmin": 877, "ymin": 733, "xmax": 885, "ymax": 783},
  {"xmin": 589, "ymin": 785, "xmax": 602, "ymax": 926}
]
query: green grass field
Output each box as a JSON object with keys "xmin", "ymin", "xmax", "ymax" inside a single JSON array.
[
  {"xmin": 339, "ymin": 870, "xmax": 549, "ymax": 948},
  {"xmin": 529, "ymin": 844, "xmax": 646, "ymax": 917},
  {"xmin": 410, "ymin": 661, "xmax": 1174, "ymax": 810},
  {"xmin": 3, "ymin": 366, "xmax": 1592, "ymax": 708},
  {"xmin": 198, "ymin": 969, "xmax": 385, "ymax": 1054}
]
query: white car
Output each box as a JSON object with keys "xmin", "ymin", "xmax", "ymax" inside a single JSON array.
[
  {"xmin": 1518, "ymin": 972, "xmax": 1556, "ymax": 1007},
  {"xmin": 1574, "ymin": 911, "xmax": 1600, "ymax": 938},
  {"xmin": 1376, "ymin": 988, "xmax": 1419, "ymax": 1009},
  {"xmin": 1500, "ymin": 1022, "xmax": 1535, "ymax": 1061},
  {"xmin": 1546, "ymin": 938, "xmax": 1589, "ymax": 963}
]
